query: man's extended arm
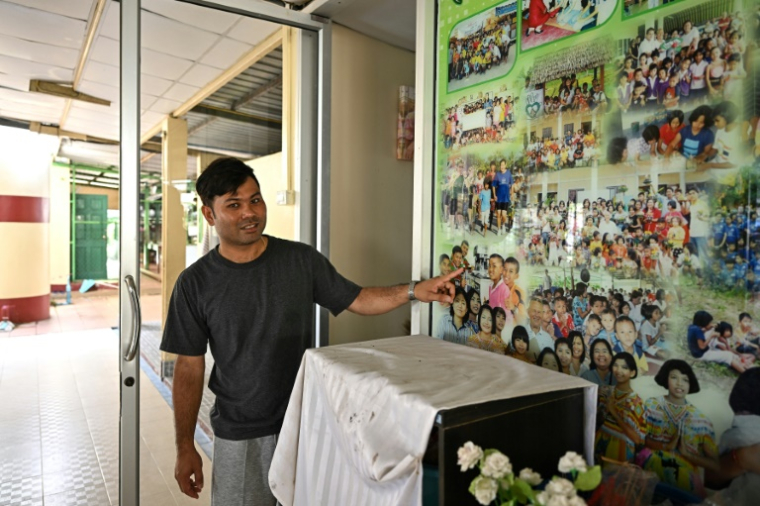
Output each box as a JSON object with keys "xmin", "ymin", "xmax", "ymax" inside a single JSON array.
[
  {"xmin": 347, "ymin": 268, "xmax": 463, "ymax": 316},
  {"xmin": 173, "ymin": 354, "xmax": 206, "ymax": 499}
]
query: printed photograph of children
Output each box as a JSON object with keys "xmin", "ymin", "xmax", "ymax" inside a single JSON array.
[
  {"xmin": 438, "ymin": 154, "xmax": 530, "ymax": 238},
  {"xmin": 441, "ymin": 87, "xmax": 520, "ymax": 151},
  {"xmin": 623, "ymin": 0, "xmax": 687, "ymax": 19},
  {"xmin": 447, "ymin": 0, "xmax": 518, "ymax": 92},
  {"xmin": 432, "ymin": 244, "xmax": 529, "ymax": 354},
  {"xmin": 615, "ymin": 2, "xmax": 748, "ymax": 118},
  {"xmin": 521, "ymin": 0, "xmax": 616, "ymax": 51}
]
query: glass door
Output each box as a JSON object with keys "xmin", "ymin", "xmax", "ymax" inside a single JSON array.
[{"xmin": 118, "ymin": 1, "xmax": 330, "ymax": 504}]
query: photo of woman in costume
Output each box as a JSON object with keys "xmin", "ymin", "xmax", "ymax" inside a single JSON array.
[
  {"xmin": 637, "ymin": 360, "xmax": 719, "ymax": 498},
  {"xmin": 594, "ymin": 352, "xmax": 645, "ymax": 464}
]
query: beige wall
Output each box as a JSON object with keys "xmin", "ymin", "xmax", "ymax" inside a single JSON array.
[
  {"xmin": 246, "ymin": 152, "xmax": 294, "ymax": 241},
  {"xmin": 76, "ymin": 185, "xmax": 119, "ymax": 210},
  {"xmin": 329, "ymin": 25, "xmax": 415, "ymax": 345},
  {"xmin": 49, "ymin": 164, "xmax": 71, "ymax": 285}
]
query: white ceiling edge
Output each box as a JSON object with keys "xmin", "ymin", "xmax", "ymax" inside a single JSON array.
[{"xmin": 311, "ymin": 0, "xmax": 416, "ymax": 52}]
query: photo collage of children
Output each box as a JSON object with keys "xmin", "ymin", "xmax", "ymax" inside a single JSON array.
[{"xmin": 434, "ymin": 0, "xmax": 760, "ymax": 502}]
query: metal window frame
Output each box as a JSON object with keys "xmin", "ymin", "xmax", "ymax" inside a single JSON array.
[{"xmin": 119, "ymin": 1, "xmax": 332, "ymax": 504}]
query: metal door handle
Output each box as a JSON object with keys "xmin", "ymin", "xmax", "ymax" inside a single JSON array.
[{"xmin": 124, "ymin": 274, "xmax": 141, "ymax": 361}]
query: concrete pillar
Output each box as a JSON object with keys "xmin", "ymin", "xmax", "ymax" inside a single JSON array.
[
  {"xmin": 160, "ymin": 117, "xmax": 187, "ymax": 329},
  {"xmin": 0, "ymin": 127, "xmax": 58, "ymax": 323},
  {"xmin": 159, "ymin": 117, "xmax": 187, "ymax": 377},
  {"xmin": 196, "ymin": 152, "xmax": 224, "ymax": 248}
]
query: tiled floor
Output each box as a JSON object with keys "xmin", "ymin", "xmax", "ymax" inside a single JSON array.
[{"xmin": 0, "ymin": 275, "xmax": 212, "ymax": 506}]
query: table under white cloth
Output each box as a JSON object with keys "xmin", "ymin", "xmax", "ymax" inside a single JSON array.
[{"xmin": 269, "ymin": 335, "xmax": 597, "ymax": 506}]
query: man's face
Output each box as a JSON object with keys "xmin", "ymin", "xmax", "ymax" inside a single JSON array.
[
  {"xmin": 461, "ymin": 244, "xmax": 469, "ymax": 257},
  {"xmin": 452, "ymin": 252, "xmax": 463, "ymax": 267},
  {"xmin": 440, "ymin": 258, "xmax": 452, "ymax": 275},
  {"xmin": 203, "ymin": 177, "xmax": 267, "ymax": 248},
  {"xmin": 529, "ymin": 301, "xmax": 542, "ymax": 327}
]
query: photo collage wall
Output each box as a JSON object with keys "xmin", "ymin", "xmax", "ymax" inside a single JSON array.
[{"xmin": 434, "ymin": 0, "xmax": 760, "ymax": 501}]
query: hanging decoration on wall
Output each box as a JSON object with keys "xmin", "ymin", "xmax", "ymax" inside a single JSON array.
[
  {"xmin": 433, "ymin": 0, "xmax": 759, "ymax": 503},
  {"xmin": 397, "ymin": 85, "xmax": 416, "ymax": 161}
]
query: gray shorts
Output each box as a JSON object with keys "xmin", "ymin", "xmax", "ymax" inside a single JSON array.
[{"xmin": 212, "ymin": 434, "xmax": 281, "ymax": 506}]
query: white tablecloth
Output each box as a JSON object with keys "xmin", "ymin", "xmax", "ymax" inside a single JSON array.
[{"xmin": 269, "ymin": 335, "xmax": 597, "ymax": 506}]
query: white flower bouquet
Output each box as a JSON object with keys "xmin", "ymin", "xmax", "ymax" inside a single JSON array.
[{"xmin": 457, "ymin": 444, "xmax": 601, "ymax": 506}]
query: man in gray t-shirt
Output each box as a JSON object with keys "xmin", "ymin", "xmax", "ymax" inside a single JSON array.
[{"xmin": 162, "ymin": 158, "xmax": 460, "ymax": 505}]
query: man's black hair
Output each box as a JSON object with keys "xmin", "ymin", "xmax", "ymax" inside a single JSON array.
[{"xmin": 196, "ymin": 157, "xmax": 261, "ymax": 208}]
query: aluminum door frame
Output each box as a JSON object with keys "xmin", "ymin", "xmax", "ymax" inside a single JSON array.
[
  {"xmin": 412, "ymin": 0, "xmax": 436, "ymax": 336},
  {"xmin": 118, "ymin": 2, "xmax": 331, "ymax": 504}
]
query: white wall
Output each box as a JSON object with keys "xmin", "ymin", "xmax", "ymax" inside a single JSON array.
[
  {"xmin": 49, "ymin": 164, "xmax": 70, "ymax": 286},
  {"xmin": 329, "ymin": 25, "xmax": 416, "ymax": 345},
  {"xmin": 246, "ymin": 152, "xmax": 295, "ymax": 241}
]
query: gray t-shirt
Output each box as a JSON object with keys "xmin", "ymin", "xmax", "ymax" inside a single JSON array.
[{"xmin": 160, "ymin": 236, "xmax": 362, "ymax": 440}]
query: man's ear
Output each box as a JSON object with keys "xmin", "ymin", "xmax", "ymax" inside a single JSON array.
[{"xmin": 201, "ymin": 205, "xmax": 216, "ymax": 226}]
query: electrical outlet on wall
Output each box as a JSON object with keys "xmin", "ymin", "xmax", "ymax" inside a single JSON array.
[{"xmin": 276, "ymin": 190, "xmax": 295, "ymax": 206}]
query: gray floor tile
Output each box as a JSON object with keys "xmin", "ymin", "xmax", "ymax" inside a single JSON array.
[{"xmin": 0, "ymin": 475, "xmax": 42, "ymax": 506}]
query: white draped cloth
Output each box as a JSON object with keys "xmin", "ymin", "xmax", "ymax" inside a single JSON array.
[{"xmin": 269, "ymin": 335, "xmax": 597, "ymax": 506}]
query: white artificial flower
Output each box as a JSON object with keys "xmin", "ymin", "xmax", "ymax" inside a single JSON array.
[
  {"xmin": 471, "ymin": 476, "xmax": 499, "ymax": 505},
  {"xmin": 568, "ymin": 496, "xmax": 587, "ymax": 506},
  {"xmin": 481, "ymin": 451, "xmax": 512, "ymax": 479},
  {"xmin": 545, "ymin": 477, "xmax": 577, "ymax": 498},
  {"xmin": 457, "ymin": 442, "xmax": 484, "ymax": 472},
  {"xmin": 536, "ymin": 491, "xmax": 550, "ymax": 505},
  {"xmin": 558, "ymin": 451, "xmax": 588, "ymax": 473},
  {"xmin": 518, "ymin": 467, "xmax": 542, "ymax": 486},
  {"xmin": 546, "ymin": 495, "xmax": 570, "ymax": 506}
]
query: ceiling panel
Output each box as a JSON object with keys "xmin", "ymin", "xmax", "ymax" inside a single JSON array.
[
  {"xmin": 0, "ymin": 33, "xmax": 79, "ymax": 69},
  {"xmin": 149, "ymin": 97, "xmax": 181, "ymax": 115},
  {"xmin": 141, "ymin": 110, "xmax": 165, "ymax": 130},
  {"xmin": 226, "ymin": 17, "xmax": 280, "ymax": 46},
  {"xmin": 77, "ymin": 80, "xmax": 119, "ymax": 103},
  {"xmin": 0, "ymin": 85, "xmax": 67, "ymax": 108},
  {"xmin": 162, "ymin": 82, "xmax": 199, "ymax": 103},
  {"xmin": 89, "ymin": 35, "xmax": 119, "ymax": 66},
  {"xmin": 0, "ymin": 71, "xmax": 28, "ymax": 92},
  {"xmin": 143, "ymin": 0, "xmax": 239, "ymax": 34},
  {"xmin": 81, "ymin": 60, "xmax": 119, "ymax": 87},
  {"xmin": 0, "ymin": 2, "xmax": 86, "ymax": 50},
  {"xmin": 142, "ymin": 73, "xmax": 173, "ymax": 97},
  {"xmin": 99, "ymin": 1, "xmax": 119, "ymax": 39},
  {"xmin": 0, "ymin": 105, "xmax": 58, "ymax": 124},
  {"xmin": 142, "ymin": 10, "xmax": 219, "ymax": 61},
  {"xmin": 5, "ymin": 0, "xmax": 93, "ymax": 20},
  {"xmin": 142, "ymin": 47, "xmax": 193, "ymax": 81},
  {"xmin": 66, "ymin": 105, "xmax": 118, "ymax": 130},
  {"xmin": 73, "ymin": 98, "xmax": 119, "ymax": 117},
  {"xmin": 0, "ymin": 53, "xmax": 73, "ymax": 81},
  {"xmin": 91, "ymin": 36, "xmax": 196, "ymax": 82},
  {"xmin": 65, "ymin": 116, "xmax": 119, "ymax": 140},
  {"xmin": 180, "ymin": 63, "xmax": 221, "ymax": 88},
  {"xmin": 199, "ymin": 37, "xmax": 252, "ymax": 70}
]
